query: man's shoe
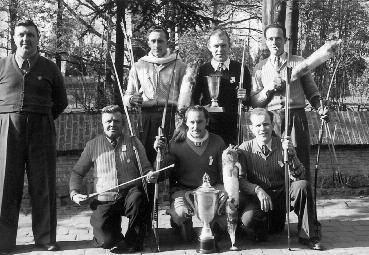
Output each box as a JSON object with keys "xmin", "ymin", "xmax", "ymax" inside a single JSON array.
[
  {"xmin": 110, "ymin": 239, "xmax": 128, "ymax": 253},
  {"xmin": 127, "ymin": 245, "xmax": 143, "ymax": 253},
  {"xmin": 35, "ymin": 243, "xmax": 59, "ymax": 251},
  {"xmin": 299, "ymin": 237, "xmax": 323, "ymax": 250}
]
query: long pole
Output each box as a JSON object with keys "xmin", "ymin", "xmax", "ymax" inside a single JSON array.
[{"xmin": 237, "ymin": 39, "xmax": 247, "ymax": 145}]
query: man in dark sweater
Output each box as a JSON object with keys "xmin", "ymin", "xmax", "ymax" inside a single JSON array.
[
  {"xmin": 154, "ymin": 106, "xmax": 226, "ymax": 242},
  {"xmin": 70, "ymin": 105, "xmax": 156, "ymax": 253},
  {"xmin": 192, "ymin": 29, "xmax": 252, "ymax": 145},
  {"xmin": 237, "ymin": 108, "xmax": 322, "ymax": 250},
  {"xmin": 0, "ymin": 20, "xmax": 67, "ymax": 253}
]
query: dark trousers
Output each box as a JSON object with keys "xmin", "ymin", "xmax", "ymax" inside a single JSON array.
[
  {"xmin": 272, "ymin": 109, "xmax": 311, "ymax": 181},
  {"xmin": 90, "ymin": 186, "xmax": 149, "ymax": 249},
  {"xmin": 0, "ymin": 112, "xmax": 57, "ymax": 250},
  {"xmin": 208, "ymin": 112, "xmax": 237, "ymax": 146},
  {"xmin": 240, "ymin": 180, "xmax": 320, "ymax": 240}
]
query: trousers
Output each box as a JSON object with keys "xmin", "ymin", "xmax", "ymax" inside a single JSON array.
[{"xmin": 0, "ymin": 112, "xmax": 57, "ymax": 250}]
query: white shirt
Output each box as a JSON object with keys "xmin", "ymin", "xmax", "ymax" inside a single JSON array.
[{"xmin": 211, "ymin": 58, "xmax": 230, "ymax": 71}]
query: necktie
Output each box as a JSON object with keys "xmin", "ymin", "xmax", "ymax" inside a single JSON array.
[
  {"xmin": 111, "ymin": 139, "xmax": 117, "ymax": 148},
  {"xmin": 262, "ymin": 145, "xmax": 270, "ymax": 156},
  {"xmin": 21, "ymin": 60, "xmax": 30, "ymax": 73},
  {"xmin": 274, "ymin": 56, "xmax": 280, "ymax": 72},
  {"xmin": 217, "ymin": 63, "xmax": 225, "ymax": 72}
]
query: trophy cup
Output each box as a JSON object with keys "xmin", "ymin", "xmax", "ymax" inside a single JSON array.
[
  {"xmin": 185, "ymin": 173, "xmax": 226, "ymax": 253},
  {"xmin": 226, "ymin": 200, "xmax": 239, "ymax": 251},
  {"xmin": 205, "ymin": 73, "xmax": 224, "ymax": 112}
]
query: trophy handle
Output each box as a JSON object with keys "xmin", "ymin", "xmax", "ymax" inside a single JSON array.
[
  {"xmin": 184, "ymin": 190, "xmax": 195, "ymax": 215},
  {"xmin": 217, "ymin": 192, "xmax": 228, "ymax": 216}
]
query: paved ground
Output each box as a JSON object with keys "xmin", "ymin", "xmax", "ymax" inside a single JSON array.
[{"xmin": 10, "ymin": 196, "xmax": 369, "ymax": 255}]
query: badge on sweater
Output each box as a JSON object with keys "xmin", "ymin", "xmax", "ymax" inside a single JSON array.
[
  {"xmin": 209, "ymin": 156, "xmax": 213, "ymax": 166},
  {"xmin": 122, "ymin": 145, "xmax": 127, "ymax": 152},
  {"xmin": 37, "ymin": 76, "xmax": 42, "ymax": 80},
  {"xmin": 230, "ymin": 76, "xmax": 236, "ymax": 83}
]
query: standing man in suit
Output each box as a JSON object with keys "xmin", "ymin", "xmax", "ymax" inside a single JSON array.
[
  {"xmin": 0, "ymin": 19, "xmax": 68, "ymax": 253},
  {"xmin": 192, "ymin": 29, "xmax": 251, "ymax": 145}
]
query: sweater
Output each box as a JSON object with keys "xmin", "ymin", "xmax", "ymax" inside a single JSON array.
[
  {"xmin": 192, "ymin": 60, "xmax": 252, "ymax": 113},
  {"xmin": 238, "ymin": 136, "xmax": 305, "ymax": 195},
  {"xmin": 0, "ymin": 54, "xmax": 68, "ymax": 119},
  {"xmin": 163, "ymin": 132, "xmax": 226, "ymax": 190},
  {"xmin": 69, "ymin": 134, "xmax": 152, "ymax": 201}
]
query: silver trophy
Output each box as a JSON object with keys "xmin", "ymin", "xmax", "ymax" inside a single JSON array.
[
  {"xmin": 226, "ymin": 200, "xmax": 239, "ymax": 250},
  {"xmin": 205, "ymin": 73, "xmax": 224, "ymax": 112},
  {"xmin": 185, "ymin": 173, "xmax": 226, "ymax": 253}
]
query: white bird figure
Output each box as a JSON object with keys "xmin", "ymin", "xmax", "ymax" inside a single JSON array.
[
  {"xmin": 222, "ymin": 145, "xmax": 240, "ymax": 207},
  {"xmin": 177, "ymin": 65, "xmax": 195, "ymax": 110}
]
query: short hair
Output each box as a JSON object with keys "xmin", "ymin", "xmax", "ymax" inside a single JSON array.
[
  {"xmin": 249, "ymin": 108, "xmax": 274, "ymax": 123},
  {"xmin": 208, "ymin": 28, "xmax": 231, "ymax": 46},
  {"xmin": 185, "ymin": 105, "xmax": 209, "ymax": 121},
  {"xmin": 15, "ymin": 19, "xmax": 40, "ymax": 37},
  {"xmin": 263, "ymin": 23, "xmax": 286, "ymax": 39},
  {"xmin": 147, "ymin": 26, "xmax": 169, "ymax": 41},
  {"xmin": 101, "ymin": 105, "xmax": 122, "ymax": 114}
]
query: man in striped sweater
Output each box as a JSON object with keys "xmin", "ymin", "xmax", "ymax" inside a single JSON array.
[
  {"xmin": 238, "ymin": 108, "xmax": 322, "ymax": 250},
  {"xmin": 154, "ymin": 105, "xmax": 227, "ymax": 243},
  {"xmin": 69, "ymin": 105, "xmax": 156, "ymax": 253}
]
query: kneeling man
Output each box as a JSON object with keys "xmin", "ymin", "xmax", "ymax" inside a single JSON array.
[
  {"xmin": 238, "ymin": 108, "xmax": 322, "ymax": 250},
  {"xmin": 69, "ymin": 105, "xmax": 155, "ymax": 252},
  {"xmin": 154, "ymin": 105, "xmax": 226, "ymax": 242}
]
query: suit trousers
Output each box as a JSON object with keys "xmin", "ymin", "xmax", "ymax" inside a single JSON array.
[
  {"xmin": 240, "ymin": 180, "xmax": 320, "ymax": 240},
  {"xmin": 90, "ymin": 186, "xmax": 149, "ymax": 249},
  {"xmin": 0, "ymin": 112, "xmax": 57, "ymax": 250}
]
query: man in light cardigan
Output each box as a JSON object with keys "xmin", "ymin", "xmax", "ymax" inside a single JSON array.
[
  {"xmin": 69, "ymin": 105, "xmax": 157, "ymax": 253},
  {"xmin": 238, "ymin": 108, "xmax": 322, "ymax": 250}
]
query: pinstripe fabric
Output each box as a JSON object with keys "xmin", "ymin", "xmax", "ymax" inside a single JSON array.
[
  {"xmin": 238, "ymin": 137, "xmax": 286, "ymax": 194},
  {"xmin": 252, "ymin": 52, "xmax": 320, "ymax": 111},
  {"xmin": 70, "ymin": 134, "xmax": 152, "ymax": 201}
]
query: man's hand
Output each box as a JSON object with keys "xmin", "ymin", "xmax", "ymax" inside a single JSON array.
[
  {"xmin": 171, "ymin": 123, "xmax": 187, "ymax": 143},
  {"xmin": 255, "ymin": 187, "xmax": 273, "ymax": 212},
  {"xmin": 237, "ymin": 88, "xmax": 248, "ymax": 101},
  {"xmin": 129, "ymin": 92, "xmax": 143, "ymax": 106},
  {"xmin": 146, "ymin": 170, "xmax": 159, "ymax": 183},
  {"xmin": 72, "ymin": 193, "xmax": 90, "ymax": 206},
  {"xmin": 154, "ymin": 136, "xmax": 167, "ymax": 151},
  {"xmin": 281, "ymin": 137, "xmax": 296, "ymax": 157},
  {"xmin": 318, "ymin": 105, "xmax": 329, "ymax": 122}
]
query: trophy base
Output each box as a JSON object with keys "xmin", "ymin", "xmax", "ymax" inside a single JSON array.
[
  {"xmin": 206, "ymin": 106, "xmax": 224, "ymax": 113},
  {"xmin": 198, "ymin": 238, "xmax": 216, "ymax": 254}
]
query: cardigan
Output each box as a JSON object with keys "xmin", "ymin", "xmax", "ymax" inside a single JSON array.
[
  {"xmin": 70, "ymin": 134, "xmax": 152, "ymax": 201},
  {"xmin": 0, "ymin": 54, "xmax": 67, "ymax": 119}
]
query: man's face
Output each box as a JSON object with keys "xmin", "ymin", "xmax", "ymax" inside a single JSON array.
[
  {"xmin": 250, "ymin": 113, "xmax": 274, "ymax": 144},
  {"xmin": 265, "ymin": 27, "xmax": 285, "ymax": 56},
  {"xmin": 148, "ymin": 31, "xmax": 168, "ymax": 58},
  {"xmin": 14, "ymin": 25, "xmax": 39, "ymax": 58},
  {"xmin": 208, "ymin": 34, "xmax": 230, "ymax": 62},
  {"xmin": 186, "ymin": 110, "xmax": 208, "ymax": 139},
  {"xmin": 102, "ymin": 112, "xmax": 124, "ymax": 139}
]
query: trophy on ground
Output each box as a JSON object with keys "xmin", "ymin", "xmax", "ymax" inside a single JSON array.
[
  {"xmin": 185, "ymin": 173, "xmax": 226, "ymax": 254},
  {"xmin": 205, "ymin": 73, "xmax": 224, "ymax": 112}
]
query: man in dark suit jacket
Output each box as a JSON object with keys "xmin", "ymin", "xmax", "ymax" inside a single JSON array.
[{"xmin": 192, "ymin": 29, "xmax": 251, "ymax": 145}]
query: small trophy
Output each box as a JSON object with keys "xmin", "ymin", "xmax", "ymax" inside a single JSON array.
[
  {"xmin": 226, "ymin": 200, "xmax": 239, "ymax": 251},
  {"xmin": 205, "ymin": 73, "xmax": 224, "ymax": 112},
  {"xmin": 185, "ymin": 173, "xmax": 226, "ymax": 253}
]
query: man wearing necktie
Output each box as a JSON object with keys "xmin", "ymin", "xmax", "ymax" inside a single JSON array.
[
  {"xmin": 237, "ymin": 108, "xmax": 322, "ymax": 250},
  {"xmin": 0, "ymin": 20, "xmax": 67, "ymax": 253},
  {"xmin": 250, "ymin": 23, "xmax": 328, "ymax": 182},
  {"xmin": 192, "ymin": 29, "xmax": 252, "ymax": 146}
]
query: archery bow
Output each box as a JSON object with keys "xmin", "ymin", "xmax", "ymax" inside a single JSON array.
[{"xmin": 237, "ymin": 39, "xmax": 248, "ymax": 145}]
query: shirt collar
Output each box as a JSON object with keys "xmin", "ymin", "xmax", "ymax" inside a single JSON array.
[
  {"xmin": 14, "ymin": 52, "xmax": 39, "ymax": 70},
  {"xmin": 256, "ymin": 138, "xmax": 272, "ymax": 152},
  {"xmin": 211, "ymin": 58, "xmax": 230, "ymax": 71},
  {"xmin": 186, "ymin": 130, "xmax": 209, "ymax": 146}
]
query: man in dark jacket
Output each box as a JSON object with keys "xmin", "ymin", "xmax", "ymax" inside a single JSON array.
[{"xmin": 0, "ymin": 20, "xmax": 67, "ymax": 253}]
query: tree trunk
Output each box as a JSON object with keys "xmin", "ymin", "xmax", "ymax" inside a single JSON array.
[
  {"xmin": 9, "ymin": 0, "xmax": 18, "ymax": 53},
  {"xmin": 114, "ymin": 0, "xmax": 125, "ymax": 105},
  {"xmin": 285, "ymin": 0, "xmax": 299, "ymax": 55},
  {"xmin": 56, "ymin": 0, "xmax": 63, "ymax": 70}
]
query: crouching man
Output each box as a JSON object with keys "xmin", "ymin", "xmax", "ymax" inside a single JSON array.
[
  {"xmin": 238, "ymin": 108, "xmax": 322, "ymax": 250},
  {"xmin": 69, "ymin": 105, "xmax": 156, "ymax": 253},
  {"xmin": 153, "ymin": 106, "xmax": 227, "ymax": 243}
]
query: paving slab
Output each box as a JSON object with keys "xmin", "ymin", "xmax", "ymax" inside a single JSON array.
[{"xmin": 7, "ymin": 196, "xmax": 369, "ymax": 254}]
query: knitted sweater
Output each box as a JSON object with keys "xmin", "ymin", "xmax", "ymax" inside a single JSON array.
[
  {"xmin": 0, "ymin": 54, "xmax": 67, "ymax": 119},
  {"xmin": 70, "ymin": 134, "xmax": 152, "ymax": 201},
  {"xmin": 238, "ymin": 136, "xmax": 305, "ymax": 195},
  {"xmin": 192, "ymin": 60, "xmax": 251, "ymax": 114},
  {"xmin": 162, "ymin": 132, "xmax": 226, "ymax": 190}
]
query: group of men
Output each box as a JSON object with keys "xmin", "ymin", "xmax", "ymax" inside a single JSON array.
[{"xmin": 0, "ymin": 19, "xmax": 326, "ymax": 254}]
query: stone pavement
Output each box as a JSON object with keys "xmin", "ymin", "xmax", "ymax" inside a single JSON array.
[{"xmin": 12, "ymin": 196, "xmax": 369, "ymax": 255}]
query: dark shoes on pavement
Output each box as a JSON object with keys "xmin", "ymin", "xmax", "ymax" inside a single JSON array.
[
  {"xmin": 35, "ymin": 243, "xmax": 60, "ymax": 251},
  {"xmin": 110, "ymin": 239, "xmax": 143, "ymax": 254},
  {"xmin": 299, "ymin": 237, "xmax": 323, "ymax": 250}
]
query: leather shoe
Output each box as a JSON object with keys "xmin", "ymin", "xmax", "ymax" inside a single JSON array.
[
  {"xmin": 127, "ymin": 245, "xmax": 143, "ymax": 253},
  {"xmin": 299, "ymin": 237, "xmax": 323, "ymax": 250},
  {"xmin": 35, "ymin": 243, "xmax": 59, "ymax": 251}
]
